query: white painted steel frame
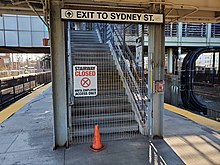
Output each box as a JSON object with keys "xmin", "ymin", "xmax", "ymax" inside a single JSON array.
[
  {"xmin": 50, "ymin": 2, "xmax": 165, "ymax": 148},
  {"xmin": 50, "ymin": 0, "xmax": 68, "ymax": 148}
]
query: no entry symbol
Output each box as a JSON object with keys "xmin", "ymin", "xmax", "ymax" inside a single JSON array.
[{"xmin": 80, "ymin": 77, "xmax": 91, "ymax": 88}]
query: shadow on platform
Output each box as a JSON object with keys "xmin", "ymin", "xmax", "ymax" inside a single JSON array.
[
  {"xmin": 65, "ymin": 137, "xmax": 184, "ymax": 165},
  {"xmin": 0, "ymin": 85, "xmax": 219, "ymax": 165}
]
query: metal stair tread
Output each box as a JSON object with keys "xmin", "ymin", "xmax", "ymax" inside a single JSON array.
[
  {"xmin": 74, "ymin": 96, "xmax": 129, "ymax": 105},
  {"xmin": 71, "ymin": 29, "xmax": 140, "ymax": 140},
  {"xmin": 73, "ymin": 61, "xmax": 115, "ymax": 65},
  {"xmin": 73, "ymin": 112, "xmax": 135, "ymax": 125},
  {"xmin": 73, "ymin": 101, "xmax": 132, "ymax": 108},
  {"xmin": 72, "ymin": 43, "xmax": 108, "ymax": 46},
  {"xmin": 72, "ymin": 121, "xmax": 139, "ymax": 137},
  {"xmin": 73, "ymin": 104, "xmax": 132, "ymax": 113},
  {"xmin": 71, "ymin": 30, "xmax": 97, "ymax": 34},
  {"xmin": 73, "ymin": 50, "xmax": 110, "ymax": 52},
  {"xmin": 96, "ymin": 89, "xmax": 126, "ymax": 95},
  {"xmin": 73, "ymin": 54, "xmax": 112, "ymax": 57}
]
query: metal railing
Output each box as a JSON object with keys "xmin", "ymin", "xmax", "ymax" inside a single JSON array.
[
  {"xmin": 0, "ymin": 71, "xmax": 51, "ymax": 109},
  {"xmin": 96, "ymin": 23, "xmax": 148, "ymax": 131},
  {"xmin": 110, "ymin": 23, "xmax": 220, "ymax": 39},
  {"xmin": 165, "ymin": 23, "xmax": 178, "ymax": 37},
  {"xmin": 211, "ymin": 24, "xmax": 220, "ymax": 38},
  {"xmin": 182, "ymin": 23, "xmax": 207, "ymax": 37}
]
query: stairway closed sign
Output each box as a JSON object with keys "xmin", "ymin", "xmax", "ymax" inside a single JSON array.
[{"xmin": 73, "ymin": 65, "xmax": 97, "ymax": 97}]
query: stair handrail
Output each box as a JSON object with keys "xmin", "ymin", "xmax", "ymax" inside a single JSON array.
[
  {"xmin": 110, "ymin": 24, "xmax": 148, "ymax": 83},
  {"xmin": 110, "ymin": 24, "xmax": 148, "ymax": 103},
  {"xmin": 95, "ymin": 23, "xmax": 148, "ymax": 125}
]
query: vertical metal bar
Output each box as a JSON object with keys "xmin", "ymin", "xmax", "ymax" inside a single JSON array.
[
  {"xmin": 16, "ymin": 15, "xmax": 20, "ymax": 47},
  {"xmin": 2, "ymin": 15, "xmax": 6, "ymax": 46},
  {"xmin": 177, "ymin": 22, "xmax": 182, "ymax": 74},
  {"xmin": 207, "ymin": 23, "xmax": 211, "ymax": 44},
  {"xmin": 218, "ymin": 52, "xmax": 220, "ymax": 80},
  {"xmin": 67, "ymin": 22, "xmax": 73, "ymax": 144},
  {"xmin": 178, "ymin": 47, "xmax": 182, "ymax": 76},
  {"xmin": 168, "ymin": 48, "xmax": 173, "ymax": 74},
  {"xmin": 148, "ymin": 51, "xmax": 153, "ymax": 137},
  {"xmin": 45, "ymin": 73, "xmax": 47, "ymax": 84},
  {"xmin": 29, "ymin": 76, "xmax": 31, "ymax": 91},
  {"xmin": 30, "ymin": 16, "xmax": 34, "ymax": 47},
  {"xmin": 13, "ymin": 77, "xmax": 16, "ymax": 100},
  {"xmin": 212, "ymin": 52, "xmax": 216, "ymax": 84},
  {"xmin": 0, "ymin": 80, "xmax": 2, "ymax": 106},
  {"xmin": 42, "ymin": 73, "xmax": 44, "ymax": 84},
  {"xmin": 141, "ymin": 24, "xmax": 145, "ymax": 128},
  {"xmin": 35, "ymin": 74, "xmax": 37, "ymax": 86},
  {"xmin": 123, "ymin": 24, "xmax": 125, "ymax": 56},
  {"xmin": 50, "ymin": 0, "xmax": 68, "ymax": 148},
  {"xmin": 37, "ymin": 74, "xmax": 39, "ymax": 86},
  {"xmin": 35, "ymin": 74, "xmax": 37, "ymax": 87},
  {"xmin": 44, "ymin": 73, "xmax": 46, "ymax": 84},
  {"xmin": 142, "ymin": 24, "xmax": 145, "ymax": 75},
  {"xmin": 22, "ymin": 76, "xmax": 25, "ymax": 92}
]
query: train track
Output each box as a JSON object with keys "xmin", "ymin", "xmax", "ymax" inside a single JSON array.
[
  {"xmin": 193, "ymin": 87, "xmax": 220, "ymax": 121},
  {"xmin": 0, "ymin": 72, "xmax": 51, "ymax": 110},
  {"xmin": 193, "ymin": 90, "xmax": 220, "ymax": 100}
]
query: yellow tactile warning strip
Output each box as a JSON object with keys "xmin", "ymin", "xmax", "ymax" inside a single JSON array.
[
  {"xmin": 0, "ymin": 83, "xmax": 51, "ymax": 124},
  {"xmin": 165, "ymin": 135, "xmax": 220, "ymax": 165},
  {"xmin": 164, "ymin": 103, "xmax": 220, "ymax": 132}
]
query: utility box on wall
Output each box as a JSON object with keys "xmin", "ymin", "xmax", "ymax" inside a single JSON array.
[{"xmin": 154, "ymin": 80, "xmax": 165, "ymax": 94}]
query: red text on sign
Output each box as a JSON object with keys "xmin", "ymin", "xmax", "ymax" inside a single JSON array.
[{"xmin": 75, "ymin": 71, "xmax": 96, "ymax": 76}]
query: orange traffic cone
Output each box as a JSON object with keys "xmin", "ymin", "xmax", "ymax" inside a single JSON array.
[{"xmin": 90, "ymin": 125, "xmax": 104, "ymax": 152}]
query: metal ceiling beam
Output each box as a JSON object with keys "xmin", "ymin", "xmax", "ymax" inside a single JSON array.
[
  {"xmin": 0, "ymin": 46, "xmax": 49, "ymax": 53},
  {"xmin": 62, "ymin": 0, "xmax": 220, "ymax": 23},
  {"xmin": 0, "ymin": 0, "xmax": 220, "ymax": 22}
]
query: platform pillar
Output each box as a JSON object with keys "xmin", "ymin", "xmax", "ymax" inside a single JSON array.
[
  {"xmin": 50, "ymin": 0, "xmax": 68, "ymax": 148},
  {"xmin": 168, "ymin": 48, "xmax": 173, "ymax": 74},
  {"xmin": 218, "ymin": 51, "xmax": 220, "ymax": 80},
  {"xmin": 148, "ymin": 5, "xmax": 165, "ymax": 139}
]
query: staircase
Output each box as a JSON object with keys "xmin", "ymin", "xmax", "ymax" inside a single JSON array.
[{"xmin": 71, "ymin": 30, "xmax": 139, "ymax": 143}]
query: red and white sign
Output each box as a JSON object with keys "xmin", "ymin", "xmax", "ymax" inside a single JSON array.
[{"xmin": 73, "ymin": 65, "xmax": 97, "ymax": 97}]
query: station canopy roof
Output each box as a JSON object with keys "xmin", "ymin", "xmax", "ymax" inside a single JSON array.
[{"xmin": 0, "ymin": 0, "xmax": 220, "ymax": 23}]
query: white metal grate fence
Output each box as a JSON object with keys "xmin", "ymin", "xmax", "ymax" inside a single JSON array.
[{"xmin": 71, "ymin": 51, "xmax": 140, "ymax": 143}]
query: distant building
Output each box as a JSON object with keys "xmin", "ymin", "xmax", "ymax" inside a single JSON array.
[
  {"xmin": 196, "ymin": 53, "xmax": 219, "ymax": 70},
  {"xmin": 178, "ymin": 53, "xmax": 219, "ymax": 74},
  {"xmin": 0, "ymin": 53, "xmax": 10, "ymax": 70}
]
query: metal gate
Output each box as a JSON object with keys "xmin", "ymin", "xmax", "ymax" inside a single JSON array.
[{"xmin": 68, "ymin": 22, "xmax": 148, "ymax": 143}]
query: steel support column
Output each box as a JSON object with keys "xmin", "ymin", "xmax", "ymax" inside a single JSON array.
[
  {"xmin": 50, "ymin": 0, "xmax": 68, "ymax": 148},
  {"xmin": 168, "ymin": 48, "xmax": 173, "ymax": 74},
  {"xmin": 207, "ymin": 23, "xmax": 212, "ymax": 45},
  {"xmin": 212, "ymin": 52, "xmax": 216, "ymax": 84},
  {"xmin": 148, "ymin": 5, "xmax": 165, "ymax": 139},
  {"xmin": 218, "ymin": 52, "xmax": 220, "ymax": 80}
]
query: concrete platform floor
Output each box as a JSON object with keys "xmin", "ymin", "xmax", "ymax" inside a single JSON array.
[{"xmin": 0, "ymin": 84, "xmax": 219, "ymax": 165}]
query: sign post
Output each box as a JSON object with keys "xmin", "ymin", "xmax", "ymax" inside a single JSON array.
[{"xmin": 73, "ymin": 65, "xmax": 97, "ymax": 97}]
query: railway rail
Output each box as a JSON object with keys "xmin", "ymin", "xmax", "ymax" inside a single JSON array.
[
  {"xmin": 194, "ymin": 90, "xmax": 220, "ymax": 100},
  {"xmin": 0, "ymin": 72, "xmax": 51, "ymax": 110},
  {"xmin": 193, "ymin": 85, "xmax": 220, "ymax": 121}
]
